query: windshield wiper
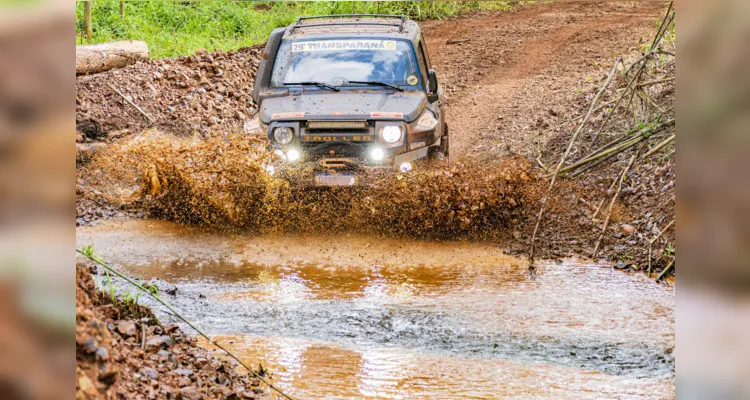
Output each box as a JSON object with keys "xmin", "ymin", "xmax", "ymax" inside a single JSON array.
[
  {"xmin": 283, "ymin": 81, "xmax": 340, "ymax": 92},
  {"xmin": 346, "ymin": 80, "xmax": 404, "ymax": 92}
]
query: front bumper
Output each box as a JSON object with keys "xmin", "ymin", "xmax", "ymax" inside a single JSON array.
[{"xmin": 274, "ymin": 145, "xmax": 430, "ymax": 187}]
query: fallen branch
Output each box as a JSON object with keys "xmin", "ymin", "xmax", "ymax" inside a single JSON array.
[
  {"xmin": 76, "ymin": 40, "xmax": 149, "ymax": 75},
  {"xmin": 592, "ymin": 152, "xmax": 638, "ymax": 258},
  {"xmin": 643, "ymin": 133, "xmax": 675, "ymax": 158},
  {"xmin": 556, "ymin": 118, "xmax": 674, "ymax": 176},
  {"xmin": 528, "ymin": 57, "xmax": 622, "ymax": 265},
  {"xmin": 591, "ymin": 198, "xmax": 605, "ymax": 221},
  {"xmin": 655, "ymin": 49, "xmax": 675, "ymax": 57},
  {"xmin": 637, "ymin": 77, "xmax": 675, "ymax": 88},
  {"xmin": 648, "ymin": 219, "xmax": 675, "ymax": 277},
  {"xmin": 107, "ymin": 83, "xmax": 156, "ymax": 123},
  {"xmin": 591, "ymin": 56, "xmax": 650, "ymax": 142},
  {"xmin": 446, "ymin": 39, "xmax": 470, "ymax": 45},
  {"xmin": 656, "ymin": 258, "xmax": 675, "ymax": 281}
]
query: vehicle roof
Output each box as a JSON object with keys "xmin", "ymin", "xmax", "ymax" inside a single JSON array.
[{"xmin": 282, "ymin": 15, "xmax": 421, "ymax": 44}]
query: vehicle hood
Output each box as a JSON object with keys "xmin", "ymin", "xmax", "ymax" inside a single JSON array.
[{"xmin": 260, "ymin": 91, "xmax": 428, "ymax": 123}]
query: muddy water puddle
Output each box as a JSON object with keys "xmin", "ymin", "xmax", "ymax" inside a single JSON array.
[{"xmin": 77, "ymin": 220, "xmax": 675, "ymax": 398}]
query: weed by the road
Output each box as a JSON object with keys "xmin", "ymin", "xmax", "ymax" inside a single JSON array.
[{"xmin": 75, "ymin": 1, "xmax": 518, "ymax": 58}]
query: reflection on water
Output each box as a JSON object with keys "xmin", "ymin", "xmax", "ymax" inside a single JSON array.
[
  {"xmin": 204, "ymin": 335, "xmax": 674, "ymax": 399},
  {"xmin": 78, "ymin": 220, "xmax": 675, "ymax": 399}
]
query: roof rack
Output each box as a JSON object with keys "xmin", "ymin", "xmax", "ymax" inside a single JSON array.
[{"xmin": 291, "ymin": 14, "xmax": 406, "ymax": 34}]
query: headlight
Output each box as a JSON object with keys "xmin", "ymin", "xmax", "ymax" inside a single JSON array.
[
  {"xmin": 415, "ymin": 110, "xmax": 439, "ymax": 131},
  {"xmin": 244, "ymin": 113, "xmax": 262, "ymax": 135},
  {"xmin": 273, "ymin": 127, "xmax": 293, "ymax": 144},
  {"xmin": 381, "ymin": 126, "xmax": 403, "ymax": 143}
]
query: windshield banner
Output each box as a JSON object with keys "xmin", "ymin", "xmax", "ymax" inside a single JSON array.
[{"xmin": 292, "ymin": 40, "xmax": 397, "ymax": 52}]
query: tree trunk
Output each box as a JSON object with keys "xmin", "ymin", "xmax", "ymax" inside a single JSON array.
[
  {"xmin": 83, "ymin": 0, "xmax": 93, "ymax": 41},
  {"xmin": 76, "ymin": 40, "xmax": 149, "ymax": 75}
]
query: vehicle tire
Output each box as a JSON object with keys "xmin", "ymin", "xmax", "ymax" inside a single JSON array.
[
  {"xmin": 440, "ymin": 123, "xmax": 449, "ymax": 157},
  {"xmin": 428, "ymin": 124, "xmax": 449, "ymax": 161}
]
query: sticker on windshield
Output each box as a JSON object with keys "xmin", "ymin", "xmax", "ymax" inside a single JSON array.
[
  {"xmin": 406, "ymin": 75, "xmax": 419, "ymax": 85},
  {"xmin": 292, "ymin": 40, "xmax": 398, "ymax": 52}
]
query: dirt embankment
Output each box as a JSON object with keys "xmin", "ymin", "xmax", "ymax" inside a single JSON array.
[
  {"xmin": 75, "ymin": 1, "xmax": 674, "ymax": 270},
  {"xmin": 76, "ymin": 263, "xmax": 269, "ymax": 399},
  {"xmin": 76, "ymin": 46, "xmax": 263, "ymax": 142}
]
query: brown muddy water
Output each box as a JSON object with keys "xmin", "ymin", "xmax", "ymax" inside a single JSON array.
[{"xmin": 77, "ymin": 219, "xmax": 675, "ymax": 399}]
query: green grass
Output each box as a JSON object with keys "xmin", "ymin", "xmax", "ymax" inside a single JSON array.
[{"xmin": 75, "ymin": 1, "xmax": 517, "ymax": 58}]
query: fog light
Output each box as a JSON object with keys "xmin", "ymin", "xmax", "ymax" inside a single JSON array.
[
  {"xmin": 286, "ymin": 149, "xmax": 300, "ymax": 162},
  {"xmin": 371, "ymin": 148, "xmax": 384, "ymax": 161},
  {"xmin": 399, "ymin": 162, "xmax": 412, "ymax": 173}
]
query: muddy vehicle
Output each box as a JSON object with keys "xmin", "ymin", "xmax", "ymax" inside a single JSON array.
[{"xmin": 246, "ymin": 14, "xmax": 448, "ymax": 186}]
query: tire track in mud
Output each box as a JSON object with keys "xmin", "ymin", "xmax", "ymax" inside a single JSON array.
[{"xmin": 421, "ymin": 2, "xmax": 665, "ymax": 162}]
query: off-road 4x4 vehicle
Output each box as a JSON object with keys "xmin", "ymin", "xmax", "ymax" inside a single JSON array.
[{"xmin": 246, "ymin": 14, "xmax": 448, "ymax": 186}]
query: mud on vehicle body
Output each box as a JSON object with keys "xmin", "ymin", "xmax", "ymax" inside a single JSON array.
[{"xmin": 246, "ymin": 14, "xmax": 448, "ymax": 186}]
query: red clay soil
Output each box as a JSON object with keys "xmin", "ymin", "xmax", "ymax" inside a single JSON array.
[{"xmin": 76, "ymin": 264, "xmax": 269, "ymax": 399}]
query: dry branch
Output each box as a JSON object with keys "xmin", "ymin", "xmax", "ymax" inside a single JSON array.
[
  {"xmin": 648, "ymin": 219, "xmax": 674, "ymax": 277},
  {"xmin": 556, "ymin": 118, "xmax": 674, "ymax": 176},
  {"xmin": 106, "ymin": 83, "xmax": 156, "ymax": 123},
  {"xmin": 643, "ymin": 133, "xmax": 675, "ymax": 158},
  {"xmin": 637, "ymin": 77, "xmax": 675, "ymax": 88},
  {"xmin": 656, "ymin": 258, "xmax": 675, "ymax": 281},
  {"xmin": 592, "ymin": 152, "xmax": 638, "ymax": 258},
  {"xmin": 528, "ymin": 58, "xmax": 622, "ymax": 264}
]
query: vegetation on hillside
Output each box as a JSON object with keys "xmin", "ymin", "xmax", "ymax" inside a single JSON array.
[{"xmin": 75, "ymin": 1, "xmax": 518, "ymax": 58}]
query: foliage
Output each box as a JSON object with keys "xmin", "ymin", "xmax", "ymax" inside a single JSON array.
[{"xmin": 75, "ymin": 0, "xmax": 516, "ymax": 58}]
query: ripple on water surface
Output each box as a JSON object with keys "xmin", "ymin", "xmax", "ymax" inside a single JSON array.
[{"xmin": 78, "ymin": 220, "xmax": 675, "ymax": 399}]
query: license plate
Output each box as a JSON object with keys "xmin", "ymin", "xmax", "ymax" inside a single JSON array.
[{"xmin": 314, "ymin": 172, "xmax": 356, "ymax": 186}]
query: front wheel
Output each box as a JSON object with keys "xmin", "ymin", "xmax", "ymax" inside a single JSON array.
[
  {"xmin": 428, "ymin": 123, "xmax": 449, "ymax": 161},
  {"xmin": 440, "ymin": 123, "xmax": 449, "ymax": 157}
]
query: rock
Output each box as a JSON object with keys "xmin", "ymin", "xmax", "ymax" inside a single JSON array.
[
  {"xmin": 108, "ymin": 129, "xmax": 130, "ymax": 138},
  {"xmin": 173, "ymin": 368, "xmax": 194, "ymax": 377},
  {"xmin": 157, "ymin": 349, "xmax": 171, "ymax": 360},
  {"xmin": 95, "ymin": 346, "xmax": 109, "ymax": 361},
  {"xmin": 145, "ymin": 335, "xmax": 173, "ymax": 352},
  {"xmin": 179, "ymin": 386, "xmax": 203, "ymax": 400},
  {"xmin": 613, "ymin": 262, "xmax": 631, "ymax": 270},
  {"xmin": 194, "ymin": 358, "xmax": 209, "ymax": 369},
  {"xmin": 140, "ymin": 367, "xmax": 159, "ymax": 380},
  {"xmin": 618, "ymin": 224, "xmax": 636, "ymax": 235},
  {"xmin": 84, "ymin": 337, "xmax": 97, "ymax": 353},
  {"xmin": 76, "ymin": 133, "xmax": 85, "ymax": 143},
  {"xmin": 117, "ymin": 321, "xmax": 137, "ymax": 337},
  {"xmin": 98, "ymin": 366, "xmax": 118, "ymax": 384},
  {"xmin": 78, "ymin": 375, "xmax": 97, "ymax": 397}
]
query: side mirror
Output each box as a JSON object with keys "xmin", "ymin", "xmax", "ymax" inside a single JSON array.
[
  {"xmin": 427, "ymin": 69, "xmax": 438, "ymax": 93},
  {"xmin": 427, "ymin": 69, "xmax": 439, "ymax": 103}
]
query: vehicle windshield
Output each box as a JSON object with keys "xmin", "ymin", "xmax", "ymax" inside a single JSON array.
[{"xmin": 271, "ymin": 39, "xmax": 420, "ymax": 88}]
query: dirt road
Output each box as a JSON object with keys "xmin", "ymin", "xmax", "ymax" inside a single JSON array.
[{"xmin": 421, "ymin": 1, "xmax": 664, "ymax": 161}]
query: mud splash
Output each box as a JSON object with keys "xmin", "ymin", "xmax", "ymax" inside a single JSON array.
[
  {"xmin": 80, "ymin": 130, "xmax": 536, "ymax": 239},
  {"xmin": 78, "ymin": 220, "xmax": 675, "ymax": 399}
]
